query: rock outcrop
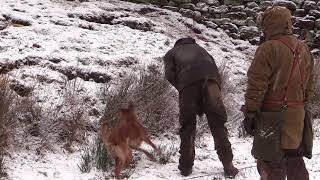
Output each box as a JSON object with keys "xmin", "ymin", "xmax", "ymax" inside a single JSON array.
[{"xmin": 160, "ymin": 0, "xmax": 320, "ymax": 51}]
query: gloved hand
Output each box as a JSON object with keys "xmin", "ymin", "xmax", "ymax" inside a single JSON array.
[{"xmin": 241, "ymin": 105, "xmax": 256, "ymax": 136}]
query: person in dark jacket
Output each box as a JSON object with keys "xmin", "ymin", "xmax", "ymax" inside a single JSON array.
[{"xmin": 164, "ymin": 37, "xmax": 239, "ymax": 178}]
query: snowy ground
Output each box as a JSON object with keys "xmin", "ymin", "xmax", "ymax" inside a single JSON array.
[
  {"xmin": 6, "ymin": 137, "xmax": 320, "ymax": 180},
  {"xmin": 0, "ymin": 0, "xmax": 319, "ymax": 179}
]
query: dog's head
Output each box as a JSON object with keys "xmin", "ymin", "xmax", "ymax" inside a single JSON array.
[{"xmin": 120, "ymin": 101, "xmax": 137, "ymax": 120}]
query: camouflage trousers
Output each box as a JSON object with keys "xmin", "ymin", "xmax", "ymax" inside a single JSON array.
[
  {"xmin": 178, "ymin": 80, "xmax": 233, "ymax": 170},
  {"xmin": 257, "ymin": 147, "xmax": 309, "ymax": 180}
]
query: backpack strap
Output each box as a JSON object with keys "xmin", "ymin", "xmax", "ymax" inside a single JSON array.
[{"xmin": 264, "ymin": 38, "xmax": 305, "ymax": 109}]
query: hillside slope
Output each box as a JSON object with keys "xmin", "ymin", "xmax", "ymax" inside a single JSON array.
[{"xmin": 0, "ymin": 0, "xmax": 319, "ymax": 180}]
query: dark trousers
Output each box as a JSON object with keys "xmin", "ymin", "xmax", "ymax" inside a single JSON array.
[
  {"xmin": 178, "ymin": 80, "xmax": 233, "ymax": 170},
  {"xmin": 257, "ymin": 148, "xmax": 309, "ymax": 180}
]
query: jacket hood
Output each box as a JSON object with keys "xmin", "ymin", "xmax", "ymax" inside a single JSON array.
[
  {"xmin": 174, "ymin": 37, "xmax": 196, "ymax": 47},
  {"xmin": 259, "ymin": 6, "xmax": 293, "ymax": 40}
]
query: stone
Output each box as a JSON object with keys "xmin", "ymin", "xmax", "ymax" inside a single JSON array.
[
  {"xmin": 167, "ymin": 1, "xmax": 177, "ymax": 6},
  {"xmin": 294, "ymin": 18, "xmax": 315, "ymax": 30},
  {"xmin": 200, "ymin": 0, "xmax": 220, "ymax": 6},
  {"xmin": 318, "ymin": 2, "xmax": 320, "ymax": 11},
  {"xmin": 305, "ymin": 15, "xmax": 316, "ymax": 21},
  {"xmin": 0, "ymin": 22, "xmax": 8, "ymax": 30},
  {"xmin": 311, "ymin": 49, "xmax": 320, "ymax": 56},
  {"xmin": 203, "ymin": 20, "xmax": 218, "ymax": 28},
  {"xmin": 252, "ymin": 7, "xmax": 262, "ymax": 13},
  {"xmin": 231, "ymin": 19, "xmax": 246, "ymax": 26},
  {"xmin": 209, "ymin": 5, "xmax": 228, "ymax": 14},
  {"xmin": 163, "ymin": 6, "xmax": 179, "ymax": 12},
  {"xmin": 294, "ymin": 9, "xmax": 307, "ymax": 17},
  {"xmin": 229, "ymin": 5, "xmax": 245, "ymax": 12},
  {"xmin": 179, "ymin": 8, "xmax": 195, "ymax": 18},
  {"xmin": 0, "ymin": 15, "xmax": 6, "ymax": 21},
  {"xmin": 220, "ymin": 22, "xmax": 239, "ymax": 33},
  {"xmin": 223, "ymin": 0, "xmax": 244, "ymax": 6},
  {"xmin": 246, "ymin": 17, "xmax": 256, "ymax": 26},
  {"xmin": 259, "ymin": 1, "xmax": 272, "ymax": 10},
  {"xmin": 302, "ymin": 1, "xmax": 317, "ymax": 11},
  {"xmin": 273, "ymin": 0, "xmax": 297, "ymax": 11},
  {"xmin": 229, "ymin": 33, "xmax": 240, "ymax": 39},
  {"xmin": 303, "ymin": 30, "xmax": 316, "ymax": 43},
  {"xmin": 196, "ymin": 2, "xmax": 209, "ymax": 13},
  {"xmin": 226, "ymin": 12, "xmax": 247, "ymax": 20},
  {"xmin": 212, "ymin": 17, "xmax": 231, "ymax": 25},
  {"xmin": 310, "ymin": 10, "xmax": 320, "ymax": 19},
  {"xmin": 246, "ymin": 2, "xmax": 259, "ymax": 9},
  {"xmin": 244, "ymin": 7, "xmax": 257, "ymax": 17},
  {"xmin": 195, "ymin": 6, "xmax": 209, "ymax": 13},
  {"xmin": 290, "ymin": 0, "xmax": 303, "ymax": 6},
  {"xmin": 314, "ymin": 33, "xmax": 320, "ymax": 48},
  {"xmin": 315, "ymin": 19, "xmax": 320, "ymax": 29},
  {"xmin": 239, "ymin": 26, "xmax": 261, "ymax": 40},
  {"xmin": 249, "ymin": 38, "xmax": 261, "ymax": 45},
  {"xmin": 196, "ymin": 2, "xmax": 207, "ymax": 8},
  {"xmin": 193, "ymin": 11, "xmax": 202, "ymax": 21},
  {"xmin": 179, "ymin": 3, "xmax": 196, "ymax": 10},
  {"xmin": 244, "ymin": 0, "xmax": 260, "ymax": 2},
  {"xmin": 172, "ymin": 0, "xmax": 192, "ymax": 5}
]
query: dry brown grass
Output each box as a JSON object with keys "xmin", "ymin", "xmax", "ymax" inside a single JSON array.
[
  {"xmin": 14, "ymin": 79, "xmax": 88, "ymax": 153},
  {"xmin": 0, "ymin": 75, "xmax": 17, "ymax": 177},
  {"xmin": 52, "ymin": 80, "xmax": 88, "ymax": 152},
  {"xmin": 101, "ymin": 65, "xmax": 179, "ymax": 136}
]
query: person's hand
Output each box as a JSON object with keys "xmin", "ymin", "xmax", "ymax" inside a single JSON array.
[{"xmin": 241, "ymin": 105, "xmax": 256, "ymax": 136}]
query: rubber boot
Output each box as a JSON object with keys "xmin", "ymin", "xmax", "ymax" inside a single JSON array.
[{"xmin": 223, "ymin": 162, "xmax": 239, "ymax": 179}]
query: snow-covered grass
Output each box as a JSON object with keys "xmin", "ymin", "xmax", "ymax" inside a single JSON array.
[
  {"xmin": 6, "ymin": 137, "xmax": 320, "ymax": 180},
  {"xmin": 0, "ymin": 0, "xmax": 318, "ymax": 179}
]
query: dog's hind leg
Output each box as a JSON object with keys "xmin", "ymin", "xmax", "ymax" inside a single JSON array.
[
  {"xmin": 131, "ymin": 146, "xmax": 157, "ymax": 162},
  {"xmin": 114, "ymin": 158, "xmax": 123, "ymax": 179}
]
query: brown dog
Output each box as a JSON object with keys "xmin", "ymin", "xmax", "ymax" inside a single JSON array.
[{"xmin": 100, "ymin": 103, "xmax": 158, "ymax": 179}]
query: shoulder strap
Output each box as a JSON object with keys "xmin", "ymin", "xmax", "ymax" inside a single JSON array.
[{"xmin": 276, "ymin": 38, "xmax": 305, "ymax": 103}]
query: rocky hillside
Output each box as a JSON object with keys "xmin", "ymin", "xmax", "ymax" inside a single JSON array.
[{"xmin": 153, "ymin": 0, "xmax": 320, "ymax": 53}]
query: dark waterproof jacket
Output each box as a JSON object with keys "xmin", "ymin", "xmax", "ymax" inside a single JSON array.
[{"xmin": 164, "ymin": 38, "xmax": 221, "ymax": 91}]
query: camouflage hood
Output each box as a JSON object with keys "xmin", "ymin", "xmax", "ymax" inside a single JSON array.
[{"xmin": 258, "ymin": 6, "xmax": 293, "ymax": 40}]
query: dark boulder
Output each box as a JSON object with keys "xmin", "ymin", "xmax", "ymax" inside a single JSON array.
[
  {"xmin": 309, "ymin": 10, "xmax": 320, "ymax": 19},
  {"xmin": 224, "ymin": 0, "xmax": 244, "ymax": 6},
  {"xmin": 203, "ymin": 20, "xmax": 218, "ymax": 28},
  {"xmin": 220, "ymin": 22, "xmax": 238, "ymax": 33},
  {"xmin": 239, "ymin": 26, "xmax": 260, "ymax": 40},
  {"xmin": 294, "ymin": 9, "xmax": 308, "ymax": 17},
  {"xmin": 259, "ymin": 1, "xmax": 272, "ymax": 10},
  {"xmin": 200, "ymin": 0, "xmax": 220, "ymax": 6},
  {"xmin": 315, "ymin": 19, "xmax": 320, "ymax": 30},
  {"xmin": 179, "ymin": 3, "xmax": 196, "ymax": 10},
  {"xmin": 209, "ymin": 5, "xmax": 228, "ymax": 14},
  {"xmin": 226, "ymin": 12, "xmax": 247, "ymax": 20},
  {"xmin": 229, "ymin": 5, "xmax": 245, "ymax": 12},
  {"xmin": 246, "ymin": 2, "xmax": 259, "ymax": 9},
  {"xmin": 273, "ymin": 0, "xmax": 297, "ymax": 11},
  {"xmin": 294, "ymin": 18, "xmax": 315, "ymax": 30},
  {"xmin": 302, "ymin": 1, "xmax": 317, "ymax": 11},
  {"xmin": 244, "ymin": 7, "xmax": 257, "ymax": 17}
]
